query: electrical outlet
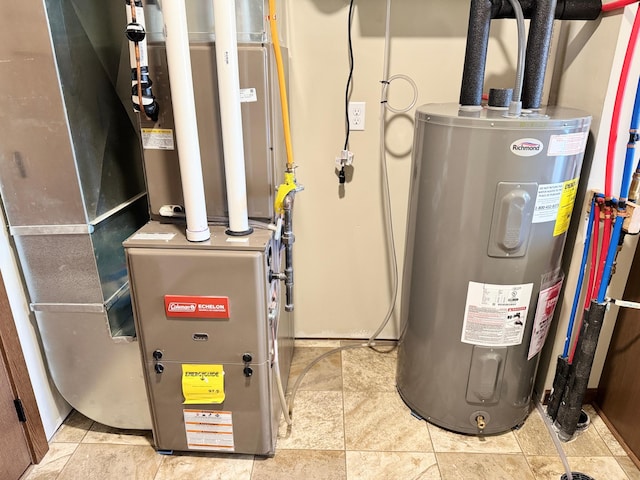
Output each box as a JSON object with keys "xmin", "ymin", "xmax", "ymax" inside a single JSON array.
[{"xmin": 348, "ymin": 102, "xmax": 365, "ymax": 131}]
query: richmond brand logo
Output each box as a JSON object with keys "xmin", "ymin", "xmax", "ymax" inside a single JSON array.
[
  {"xmin": 168, "ymin": 302, "xmax": 196, "ymax": 313},
  {"xmin": 510, "ymin": 138, "xmax": 543, "ymax": 157}
]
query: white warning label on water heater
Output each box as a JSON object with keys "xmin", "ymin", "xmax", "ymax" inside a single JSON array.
[
  {"xmin": 547, "ymin": 131, "xmax": 588, "ymax": 157},
  {"xmin": 183, "ymin": 409, "xmax": 234, "ymax": 452},
  {"xmin": 461, "ymin": 282, "xmax": 533, "ymax": 347},
  {"xmin": 532, "ymin": 182, "xmax": 564, "ymax": 223}
]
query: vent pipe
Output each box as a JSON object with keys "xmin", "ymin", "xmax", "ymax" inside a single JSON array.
[
  {"xmin": 163, "ymin": 0, "xmax": 210, "ymax": 242},
  {"xmin": 212, "ymin": 0, "xmax": 252, "ymax": 236}
]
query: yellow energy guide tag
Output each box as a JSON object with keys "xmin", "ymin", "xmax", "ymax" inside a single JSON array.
[
  {"xmin": 553, "ymin": 178, "xmax": 579, "ymax": 237},
  {"xmin": 182, "ymin": 364, "xmax": 225, "ymax": 404}
]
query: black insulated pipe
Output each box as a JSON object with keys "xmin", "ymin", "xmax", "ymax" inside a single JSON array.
[
  {"xmin": 522, "ymin": 0, "xmax": 558, "ymax": 109},
  {"xmin": 492, "ymin": 0, "xmax": 602, "ymax": 19},
  {"xmin": 459, "ymin": 0, "xmax": 600, "ymax": 108},
  {"xmin": 554, "ymin": 301, "xmax": 606, "ymax": 441},
  {"xmin": 460, "ymin": 0, "xmax": 493, "ymax": 106},
  {"xmin": 546, "ymin": 353, "xmax": 571, "ymax": 420}
]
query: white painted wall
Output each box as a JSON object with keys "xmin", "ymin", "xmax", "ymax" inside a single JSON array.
[
  {"xmin": 287, "ymin": 0, "xmax": 524, "ymax": 339},
  {"xmin": 0, "ymin": 208, "xmax": 70, "ymax": 439}
]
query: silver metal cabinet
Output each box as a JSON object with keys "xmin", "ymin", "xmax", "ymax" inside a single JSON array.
[{"xmin": 125, "ymin": 222, "xmax": 293, "ymax": 455}]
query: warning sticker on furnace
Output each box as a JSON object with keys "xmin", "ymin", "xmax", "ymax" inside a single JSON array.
[
  {"xmin": 141, "ymin": 128, "xmax": 175, "ymax": 150},
  {"xmin": 461, "ymin": 282, "xmax": 534, "ymax": 347},
  {"xmin": 182, "ymin": 364, "xmax": 225, "ymax": 404},
  {"xmin": 183, "ymin": 409, "xmax": 234, "ymax": 452}
]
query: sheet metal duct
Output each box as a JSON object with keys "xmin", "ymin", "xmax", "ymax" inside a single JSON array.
[{"xmin": 0, "ymin": 0, "xmax": 151, "ymax": 428}]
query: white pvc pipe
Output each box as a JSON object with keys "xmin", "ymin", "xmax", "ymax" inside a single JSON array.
[
  {"xmin": 163, "ymin": 0, "xmax": 211, "ymax": 242},
  {"xmin": 212, "ymin": 0, "xmax": 251, "ymax": 234}
]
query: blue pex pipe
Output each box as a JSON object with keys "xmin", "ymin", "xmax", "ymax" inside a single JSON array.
[
  {"xmin": 562, "ymin": 197, "xmax": 596, "ymax": 358},
  {"xmin": 620, "ymin": 77, "xmax": 640, "ymax": 200},
  {"xmin": 597, "ymin": 215, "xmax": 624, "ymax": 304}
]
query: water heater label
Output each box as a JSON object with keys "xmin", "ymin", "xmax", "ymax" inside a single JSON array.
[
  {"xmin": 547, "ymin": 131, "xmax": 588, "ymax": 157},
  {"xmin": 528, "ymin": 278, "xmax": 564, "ymax": 360},
  {"xmin": 461, "ymin": 282, "xmax": 533, "ymax": 347},
  {"xmin": 532, "ymin": 182, "xmax": 564, "ymax": 223},
  {"xmin": 164, "ymin": 295, "xmax": 230, "ymax": 318},
  {"xmin": 553, "ymin": 178, "xmax": 579, "ymax": 237},
  {"xmin": 510, "ymin": 138, "xmax": 543, "ymax": 157},
  {"xmin": 183, "ymin": 409, "xmax": 234, "ymax": 452}
]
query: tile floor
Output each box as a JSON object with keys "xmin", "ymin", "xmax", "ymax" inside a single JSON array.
[{"xmin": 21, "ymin": 340, "xmax": 640, "ymax": 480}]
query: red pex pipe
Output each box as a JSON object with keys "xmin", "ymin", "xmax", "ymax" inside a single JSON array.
[
  {"xmin": 583, "ymin": 202, "xmax": 601, "ymax": 311},
  {"xmin": 605, "ymin": 6, "xmax": 640, "ymax": 198},
  {"xmin": 603, "ymin": 0, "xmax": 639, "ymax": 12},
  {"xmin": 592, "ymin": 209, "xmax": 613, "ymax": 299}
]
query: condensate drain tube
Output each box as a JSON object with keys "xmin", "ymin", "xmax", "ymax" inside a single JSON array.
[
  {"xmin": 213, "ymin": 0, "xmax": 252, "ymax": 236},
  {"xmin": 163, "ymin": 0, "xmax": 210, "ymax": 242}
]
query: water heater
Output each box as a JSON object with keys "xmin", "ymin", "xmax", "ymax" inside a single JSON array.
[{"xmin": 396, "ymin": 104, "xmax": 591, "ymax": 434}]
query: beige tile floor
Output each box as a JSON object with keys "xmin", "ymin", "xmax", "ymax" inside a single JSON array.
[{"xmin": 21, "ymin": 340, "xmax": 640, "ymax": 480}]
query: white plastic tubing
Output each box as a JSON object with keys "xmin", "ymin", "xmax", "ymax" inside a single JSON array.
[
  {"xmin": 212, "ymin": 0, "xmax": 251, "ymax": 234},
  {"xmin": 163, "ymin": 0, "xmax": 211, "ymax": 241}
]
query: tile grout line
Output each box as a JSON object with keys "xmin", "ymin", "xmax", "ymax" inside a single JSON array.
[
  {"xmin": 53, "ymin": 442, "xmax": 81, "ymax": 480},
  {"xmin": 341, "ymin": 347, "xmax": 348, "ymax": 479}
]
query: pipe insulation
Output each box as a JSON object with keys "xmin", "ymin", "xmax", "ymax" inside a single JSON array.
[
  {"xmin": 212, "ymin": 0, "xmax": 252, "ymax": 235},
  {"xmin": 492, "ymin": 0, "xmax": 601, "ymax": 19},
  {"xmin": 162, "ymin": 0, "xmax": 210, "ymax": 242},
  {"xmin": 554, "ymin": 301, "xmax": 606, "ymax": 440},
  {"xmin": 460, "ymin": 0, "xmax": 601, "ymax": 107},
  {"xmin": 460, "ymin": 0, "xmax": 493, "ymax": 106},
  {"xmin": 522, "ymin": 0, "xmax": 558, "ymax": 109}
]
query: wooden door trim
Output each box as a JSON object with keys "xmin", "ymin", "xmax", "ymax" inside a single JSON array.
[{"xmin": 0, "ymin": 272, "xmax": 48, "ymax": 463}]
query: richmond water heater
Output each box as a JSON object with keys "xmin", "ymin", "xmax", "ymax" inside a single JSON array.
[{"xmin": 396, "ymin": 104, "xmax": 591, "ymax": 434}]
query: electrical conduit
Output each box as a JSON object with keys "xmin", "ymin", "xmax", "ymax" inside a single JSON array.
[
  {"xmin": 506, "ymin": 0, "xmax": 526, "ymax": 116},
  {"xmin": 162, "ymin": 0, "xmax": 210, "ymax": 242},
  {"xmin": 212, "ymin": 0, "xmax": 252, "ymax": 235}
]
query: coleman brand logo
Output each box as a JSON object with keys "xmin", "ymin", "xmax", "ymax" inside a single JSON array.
[
  {"xmin": 168, "ymin": 302, "xmax": 196, "ymax": 313},
  {"xmin": 510, "ymin": 138, "xmax": 543, "ymax": 157},
  {"xmin": 164, "ymin": 295, "xmax": 230, "ymax": 318}
]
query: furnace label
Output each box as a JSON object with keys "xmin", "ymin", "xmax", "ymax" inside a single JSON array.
[
  {"xmin": 141, "ymin": 128, "xmax": 175, "ymax": 150},
  {"xmin": 239, "ymin": 88, "xmax": 258, "ymax": 103},
  {"xmin": 182, "ymin": 364, "xmax": 225, "ymax": 404},
  {"xmin": 183, "ymin": 410, "xmax": 234, "ymax": 452},
  {"xmin": 548, "ymin": 131, "xmax": 588, "ymax": 157},
  {"xmin": 461, "ymin": 282, "xmax": 533, "ymax": 347},
  {"xmin": 528, "ymin": 278, "xmax": 564, "ymax": 360}
]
